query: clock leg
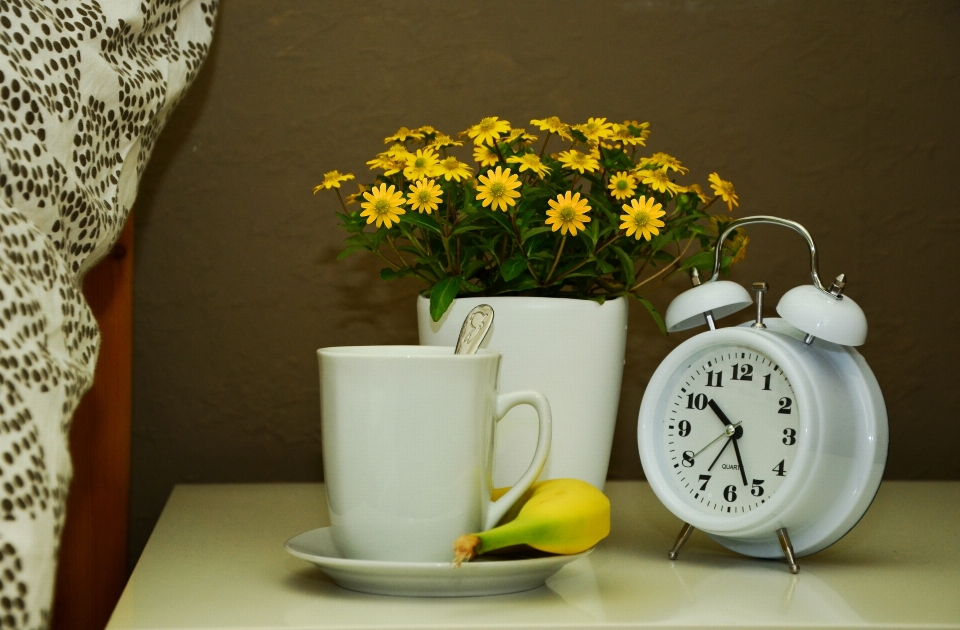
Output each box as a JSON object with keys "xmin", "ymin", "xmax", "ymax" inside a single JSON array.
[
  {"xmin": 776, "ymin": 527, "xmax": 800, "ymax": 574},
  {"xmin": 668, "ymin": 522, "xmax": 696, "ymax": 560}
]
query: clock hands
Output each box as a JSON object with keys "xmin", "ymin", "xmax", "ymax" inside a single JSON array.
[
  {"xmin": 707, "ymin": 399, "xmax": 749, "ymax": 486},
  {"xmin": 693, "ymin": 421, "xmax": 742, "ymax": 459},
  {"xmin": 707, "ymin": 436, "xmax": 733, "ymax": 472},
  {"xmin": 730, "ymin": 434, "xmax": 749, "ymax": 487}
]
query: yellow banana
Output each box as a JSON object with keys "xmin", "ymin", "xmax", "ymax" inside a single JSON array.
[{"xmin": 453, "ymin": 478, "xmax": 610, "ymax": 565}]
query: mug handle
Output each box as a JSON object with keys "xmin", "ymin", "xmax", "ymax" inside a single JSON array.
[{"xmin": 483, "ymin": 391, "xmax": 552, "ymax": 531}]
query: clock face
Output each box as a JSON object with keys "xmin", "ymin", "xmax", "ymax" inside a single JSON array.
[{"xmin": 661, "ymin": 345, "xmax": 799, "ymax": 516}]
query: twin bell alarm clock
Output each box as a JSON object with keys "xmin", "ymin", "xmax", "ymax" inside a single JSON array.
[{"xmin": 637, "ymin": 216, "xmax": 888, "ymax": 573}]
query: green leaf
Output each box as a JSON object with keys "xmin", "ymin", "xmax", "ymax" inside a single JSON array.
[
  {"xmin": 521, "ymin": 226, "xmax": 553, "ymax": 243},
  {"xmin": 631, "ymin": 294, "xmax": 667, "ymax": 335},
  {"xmin": 679, "ymin": 250, "xmax": 715, "ymax": 271},
  {"xmin": 500, "ymin": 254, "xmax": 527, "ymax": 282},
  {"xmin": 610, "ymin": 245, "xmax": 636, "ymax": 284},
  {"xmin": 482, "ymin": 208, "xmax": 516, "ymax": 234},
  {"xmin": 430, "ymin": 275, "xmax": 462, "ymax": 322},
  {"xmin": 380, "ymin": 267, "xmax": 417, "ymax": 281},
  {"xmin": 499, "ymin": 276, "xmax": 540, "ymax": 293},
  {"xmin": 586, "ymin": 192, "xmax": 619, "ymax": 223},
  {"xmin": 569, "ymin": 128, "xmax": 588, "ymax": 144},
  {"xmin": 401, "ymin": 212, "xmax": 441, "ymax": 235},
  {"xmin": 343, "ymin": 234, "xmax": 369, "ymax": 247},
  {"xmin": 463, "ymin": 258, "xmax": 489, "ymax": 280},
  {"xmin": 648, "ymin": 230, "xmax": 675, "ymax": 254},
  {"xmin": 597, "ymin": 257, "xmax": 615, "ymax": 274},
  {"xmin": 452, "ymin": 224, "xmax": 485, "ymax": 236},
  {"xmin": 582, "ymin": 217, "xmax": 600, "ymax": 248},
  {"xmin": 336, "ymin": 245, "xmax": 367, "ymax": 260},
  {"xmin": 369, "ymin": 228, "xmax": 389, "ymax": 248}
]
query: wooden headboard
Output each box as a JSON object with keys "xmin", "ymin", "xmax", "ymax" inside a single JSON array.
[{"xmin": 53, "ymin": 216, "xmax": 134, "ymax": 630}]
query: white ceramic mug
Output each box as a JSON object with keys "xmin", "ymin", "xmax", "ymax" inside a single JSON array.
[{"xmin": 317, "ymin": 346, "xmax": 552, "ymax": 562}]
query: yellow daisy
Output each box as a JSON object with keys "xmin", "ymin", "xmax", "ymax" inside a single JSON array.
[
  {"xmin": 647, "ymin": 152, "xmax": 688, "ymax": 174},
  {"xmin": 360, "ymin": 183, "xmax": 406, "ymax": 228},
  {"xmin": 434, "ymin": 156, "xmax": 474, "ymax": 181},
  {"xmin": 473, "ymin": 144, "xmax": 500, "ymax": 167},
  {"xmin": 475, "ymin": 166, "xmax": 522, "ymax": 212},
  {"xmin": 505, "ymin": 127, "xmax": 538, "ymax": 147},
  {"xmin": 312, "ymin": 170, "xmax": 354, "ymax": 193},
  {"xmin": 403, "ymin": 148, "xmax": 440, "ymax": 180},
  {"xmin": 465, "ymin": 116, "xmax": 511, "ymax": 146},
  {"xmin": 386, "ymin": 143, "xmax": 413, "ymax": 158},
  {"xmin": 609, "ymin": 123, "xmax": 647, "ymax": 147},
  {"xmin": 607, "ymin": 171, "xmax": 637, "ymax": 200},
  {"xmin": 344, "ymin": 183, "xmax": 369, "ymax": 205},
  {"xmin": 428, "ymin": 133, "xmax": 463, "ymax": 148},
  {"xmin": 530, "ymin": 116, "xmax": 573, "ymax": 140},
  {"xmin": 681, "ymin": 183, "xmax": 709, "ymax": 204},
  {"xmin": 708, "ymin": 172, "xmax": 739, "ymax": 210},
  {"xmin": 636, "ymin": 168, "xmax": 681, "ymax": 195},
  {"xmin": 506, "ymin": 153, "xmax": 551, "ymax": 178},
  {"xmin": 416, "ymin": 125, "xmax": 436, "ymax": 136},
  {"xmin": 557, "ymin": 149, "xmax": 600, "ymax": 174},
  {"xmin": 620, "ymin": 196, "xmax": 666, "ymax": 241},
  {"xmin": 366, "ymin": 153, "xmax": 393, "ymax": 171},
  {"xmin": 606, "ymin": 124, "xmax": 632, "ymax": 148},
  {"xmin": 367, "ymin": 144, "xmax": 414, "ymax": 176},
  {"xmin": 382, "ymin": 160, "xmax": 407, "ymax": 177},
  {"xmin": 730, "ymin": 234, "xmax": 749, "ymax": 264},
  {"xmin": 620, "ymin": 120, "xmax": 650, "ymax": 145},
  {"xmin": 384, "ymin": 126, "xmax": 424, "ymax": 144},
  {"xmin": 545, "ymin": 191, "xmax": 592, "ymax": 236},
  {"xmin": 406, "ymin": 178, "xmax": 443, "ymax": 214},
  {"xmin": 574, "ymin": 117, "xmax": 614, "ymax": 142}
]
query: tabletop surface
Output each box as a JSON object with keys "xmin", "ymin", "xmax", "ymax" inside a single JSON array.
[{"xmin": 106, "ymin": 481, "xmax": 960, "ymax": 629}]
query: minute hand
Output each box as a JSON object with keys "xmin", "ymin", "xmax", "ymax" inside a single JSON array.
[{"xmin": 708, "ymin": 400, "xmax": 748, "ymax": 486}]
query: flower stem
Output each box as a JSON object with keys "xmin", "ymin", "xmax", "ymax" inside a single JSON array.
[
  {"xmin": 538, "ymin": 131, "xmax": 553, "ymax": 159},
  {"xmin": 335, "ymin": 189, "xmax": 349, "ymax": 214},
  {"xmin": 545, "ymin": 234, "xmax": 567, "ymax": 284},
  {"xmin": 492, "ymin": 140, "xmax": 507, "ymax": 164},
  {"xmin": 630, "ymin": 237, "xmax": 695, "ymax": 292},
  {"xmin": 509, "ymin": 212, "xmax": 541, "ymax": 285},
  {"xmin": 358, "ymin": 230, "xmax": 402, "ymax": 270},
  {"xmin": 550, "ymin": 234, "xmax": 619, "ymax": 285}
]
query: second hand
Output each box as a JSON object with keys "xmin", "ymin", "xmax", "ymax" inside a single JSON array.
[{"xmin": 693, "ymin": 421, "xmax": 742, "ymax": 459}]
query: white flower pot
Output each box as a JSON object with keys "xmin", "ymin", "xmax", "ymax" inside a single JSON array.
[{"xmin": 418, "ymin": 295, "xmax": 628, "ymax": 490}]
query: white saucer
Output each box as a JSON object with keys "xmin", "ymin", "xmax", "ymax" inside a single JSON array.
[{"xmin": 284, "ymin": 527, "xmax": 592, "ymax": 597}]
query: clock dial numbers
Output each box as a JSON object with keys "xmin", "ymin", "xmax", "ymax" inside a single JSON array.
[{"xmin": 663, "ymin": 347, "xmax": 799, "ymax": 515}]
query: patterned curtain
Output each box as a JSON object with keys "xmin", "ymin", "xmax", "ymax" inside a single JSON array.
[{"xmin": 0, "ymin": 1, "xmax": 217, "ymax": 626}]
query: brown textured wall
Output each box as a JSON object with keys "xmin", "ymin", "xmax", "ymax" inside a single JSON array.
[{"xmin": 130, "ymin": 1, "xmax": 960, "ymax": 564}]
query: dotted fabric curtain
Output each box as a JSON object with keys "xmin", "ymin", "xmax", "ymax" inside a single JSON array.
[{"xmin": 0, "ymin": 1, "xmax": 216, "ymax": 626}]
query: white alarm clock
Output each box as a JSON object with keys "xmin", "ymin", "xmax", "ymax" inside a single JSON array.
[{"xmin": 637, "ymin": 216, "xmax": 887, "ymax": 573}]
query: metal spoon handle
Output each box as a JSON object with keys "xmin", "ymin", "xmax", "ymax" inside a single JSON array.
[{"xmin": 454, "ymin": 305, "xmax": 495, "ymax": 355}]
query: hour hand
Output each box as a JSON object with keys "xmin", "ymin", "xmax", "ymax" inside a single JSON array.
[
  {"xmin": 708, "ymin": 399, "xmax": 733, "ymax": 427},
  {"xmin": 708, "ymin": 399, "xmax": 748, "ymax": 485}
]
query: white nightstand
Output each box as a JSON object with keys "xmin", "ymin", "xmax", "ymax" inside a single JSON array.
[{"xmin": 106, "ymin": 481, "xmax": 960, "ymax": 629}]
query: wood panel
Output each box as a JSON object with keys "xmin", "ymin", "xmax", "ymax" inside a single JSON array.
[{"xmin": 53, "ymin": 217, "xmax": 134, "ymax": 630}]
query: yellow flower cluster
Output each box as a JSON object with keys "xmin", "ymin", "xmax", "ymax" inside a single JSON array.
[{"xmin": 314, "ymin": 116, "xmax": 741, "ymax": 244}]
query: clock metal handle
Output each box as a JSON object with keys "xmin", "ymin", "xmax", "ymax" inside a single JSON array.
[{"xmin": 709, "ymin": 216, "xmax": 834, "ymax": 298}]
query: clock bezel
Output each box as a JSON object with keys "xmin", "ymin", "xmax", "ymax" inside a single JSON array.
[{"xmin": 639, "ymin": 327, "xmax": 822, "ymax": 535}]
